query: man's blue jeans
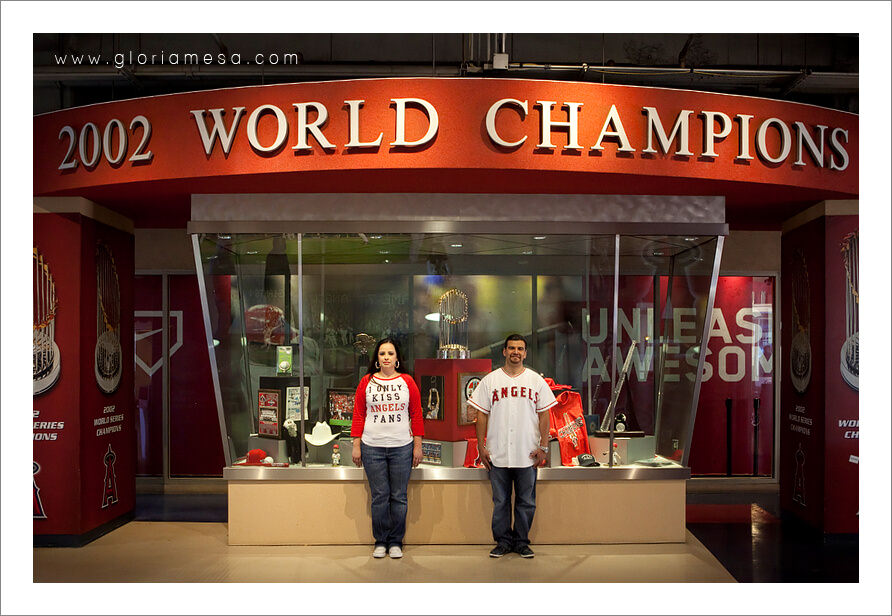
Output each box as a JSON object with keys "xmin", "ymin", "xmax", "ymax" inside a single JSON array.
[
  {"xmin": 361, "ymin": 442, "xmax": 413, "ymax": 549},
  {"xmin": 488, "ymin": 464, "xmax": 537, "ymax": 549}
]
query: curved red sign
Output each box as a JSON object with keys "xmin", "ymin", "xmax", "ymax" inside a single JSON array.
[{"xmin": 34, "ymin": 78, "xmax": 858, "ymax": 201}]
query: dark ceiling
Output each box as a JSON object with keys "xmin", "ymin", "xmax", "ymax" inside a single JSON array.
[{"xmin": 34, "ymin": 33, "xmax": 858, "ymax": 115}]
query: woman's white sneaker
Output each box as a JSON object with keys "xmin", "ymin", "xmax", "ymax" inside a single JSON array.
[
  {"xmin": 388, "ymin": 546, "xmax": 403, "ymax": 559},
  {"xmin": 373, "ymin": 546, "xmax": 387, "ymax": 558}
]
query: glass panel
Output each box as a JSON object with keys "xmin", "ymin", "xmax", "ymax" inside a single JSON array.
[
  {"xmin": 195, "ymin": 229, "xmax": 721, "ymax": 470},
  {"xmin": 689, "ymin": 276, "xmax": 775, "ymax": 476},
  {"xmin": 612, "ymin": 235, "xmax": 719, "ymax": 466}
]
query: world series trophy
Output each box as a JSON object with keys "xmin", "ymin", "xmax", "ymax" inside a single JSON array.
[
  {"xmin": 95, "ymin": 242, "xmax": 123, "ymax": 394},
  {"xmin": 436, "ymin": 288, "xmax": 470, "ymax": 359},
  {"xmin": 840, "ymin": 231, "xmax": 859, "ymax": 391},
  {"xmin": 33, "ymin": 248, "xmax": 61, "ymax": 395},
  {"xmin": 789, "ymin": 249, "xmax": 811, "ymax": 394}
]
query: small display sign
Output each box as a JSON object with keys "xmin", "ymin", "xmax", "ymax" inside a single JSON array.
[
  {"xmin": 421, "ymin": 441, "xmax": 443, "ymax": 465},
  {"xmin": 258, "ymin": 389, "xmax": 282, "ymax": 438}
]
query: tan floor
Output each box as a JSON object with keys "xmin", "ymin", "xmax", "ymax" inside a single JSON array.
[{"xmin": 33, "ymin": 521, "xmax": 735, "ymax": 583}]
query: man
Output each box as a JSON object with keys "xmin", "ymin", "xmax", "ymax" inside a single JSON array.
[{"xmin": 469, "ymin": 334, "xmax": 557, "ymax": 558}]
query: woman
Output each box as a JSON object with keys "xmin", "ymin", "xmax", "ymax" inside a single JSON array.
[{"xmin": 351, "ymin": 338, "xmax": 423, "ymax": 559}]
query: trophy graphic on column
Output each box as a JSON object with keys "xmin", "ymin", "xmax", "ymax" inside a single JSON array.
[
  {"xmin": 839, "ymin": 231, "xmax": 859, "ymax": 391},
  {"xmin": 436, "ymin": 288, "xmax": 470, "ymax": 359},
  {"xmin": 95, "ymin": 242, "xmax": 122, "ymax": 394},
  {"xmin": 33, "ymin": 248, "xmax": 61, "ymax": 395},
  {"xmin": 789, "ymin": 249, "xmax": 811, "ymax": 394}
]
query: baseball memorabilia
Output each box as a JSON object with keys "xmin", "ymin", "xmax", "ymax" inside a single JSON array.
[
  {"xmin": 258, "ymin": 389, "xmax": 283, "ymax": 438},
  {"xmin": 436, "ymin": 288, "xmax": 470, "ymax": 359},
  {"xmin": 547, "ymin": 386, "xmax": 592, "ymax": 466},
  {"xmin": 286, "ymin": 386, "xmax": 309, "ymax": 421},
  {"xmin": 598, "ymin": 342, "xmax": 637, "ymax": 433},
  {"xmin": 421, "ymin": 441, "xmax": 443, "ymax": 465},
  {"xmin": 276, "ymin": 345, "xmax": 293, "ymax": 375},
  {"xmin": 94, "ymin": 242, "xmax": 122, "ymax": 394},
  {"xmin": 419, "ymin": 374, "xmax": 445, "ymax": 421},
  {"xmin": 33, "ymin": 248, "xmax": 61, "ymax": 396},
  {"xmin": 463, "ymin": 437, "xmax": 485, "ymax": 468},
  {"xmin": 327, "ymin": 388, "xmax": 355, "ymax": 426},
  {"xmin": 577, "ymin": 453, "xmax": 599, "ymax": 467},
  {"xmin": 305, "ymin": 421, "xmax": 338, "ymax": 446},
  {"xmin": 457, "ymin": 372, "xmax": 486, "ymax": 425}
]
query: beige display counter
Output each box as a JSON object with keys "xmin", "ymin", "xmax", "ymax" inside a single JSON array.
[{"xmin": 225, "ymin": 465, "xmax": 688, "ymax": 546}]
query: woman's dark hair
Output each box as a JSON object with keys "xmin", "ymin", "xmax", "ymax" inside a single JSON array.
[{"xmin": 366, "ymin": 337, "xmax": 406, "ymax": 375}]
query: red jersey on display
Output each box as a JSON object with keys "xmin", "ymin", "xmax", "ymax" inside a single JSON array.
[{"xmin": 548, "ymin": 387, "xmax": 591, "ymax": 466}]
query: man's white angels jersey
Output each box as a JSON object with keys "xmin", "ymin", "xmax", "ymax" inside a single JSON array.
[{"xmin": 468, "ymin": 368, "xmax": 557, "ymax": 468}]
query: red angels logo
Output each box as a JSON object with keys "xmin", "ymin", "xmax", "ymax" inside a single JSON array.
[
  {"xmin": 33, "ymin": 462, "xmax": 47, "ymax": 519},
  {"xmin": 101, "ymin": 444, "xmax": 119, "ymax": 509}
]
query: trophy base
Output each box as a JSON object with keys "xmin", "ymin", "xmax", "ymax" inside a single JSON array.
[
  {"xmin": 33, "ymin": 342, "xmax": 61, "ymax": 396},
  {"xmin": 437, "ymin": 348, "xmax": 470, "ymax": 359}
]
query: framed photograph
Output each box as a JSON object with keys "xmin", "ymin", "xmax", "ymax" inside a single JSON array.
[
  {"xmin": 418, "ymin": 374, "xmax": 445, "ymax": 421},
  {"xmin": 257, "ymin": 389, "xmax": 282, "ymax": 438},
  {"xmin": 286, "ymin": 385, "xmax": 309, "ymax": 422},
  {"xmin": 327, "ymin": 388, "xmax": 355, "ymax": 426},
  {"xmin": 458, "ymin": 372, "xmax": 486, "ymax": 426}
]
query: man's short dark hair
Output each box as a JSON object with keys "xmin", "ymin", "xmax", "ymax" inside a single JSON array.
[{"xmin": 503, "ymin": 334, "xmax": 527, "ymax": 349}]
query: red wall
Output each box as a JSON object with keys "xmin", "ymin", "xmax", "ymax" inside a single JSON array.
[
  {"xmin": 33, "ymin": 213, "xmax": 135, "ymax": 540},
  {"xmin": 33, "ymin": 213, "xmax": 83, "ymax": 534},
  {"xmin": 780, "ymin": 214, "xmax": 858, "ymax": 534}
]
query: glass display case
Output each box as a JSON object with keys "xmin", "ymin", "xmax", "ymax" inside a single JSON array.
[{"xmin": 193, "ymin": 227, "xmax": 723, "ymax": 473}]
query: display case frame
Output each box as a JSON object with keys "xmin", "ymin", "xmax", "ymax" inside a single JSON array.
[{"xmin": 190, "ymin": 193, "xmax": 726, "ymax": 473}]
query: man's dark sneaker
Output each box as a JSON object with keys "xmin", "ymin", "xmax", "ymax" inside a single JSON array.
[
  {"xmin": 515, "ymin": 545, "xmax": 535, "ymax": 558},
  {"xmin": 489, "ymin": 544, "xmax": 512, "ymax": 558}
]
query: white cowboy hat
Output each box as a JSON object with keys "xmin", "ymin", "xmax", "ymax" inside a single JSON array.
[{"xmin": 304, "ymin": 421, "xmax": 338, "ymax": 446}]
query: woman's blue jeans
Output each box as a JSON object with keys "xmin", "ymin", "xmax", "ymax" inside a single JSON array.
[{"xmin": 361, "ymin": 441, "xmax": 413, "ymax": 549}]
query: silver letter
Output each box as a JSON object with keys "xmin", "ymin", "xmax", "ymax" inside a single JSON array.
[
  {"xmin": 190, "ymin": 107, "xmax": 246, "ymax": 155},
  {"xmin": 390, "ymin": 98, "xmax": 438, "ymax": 147},
  {"xmin": 591, "ymin": 105, "xmax": 635, "ymax": 152},
  {"xmin": 247, "ymin": 105, "xmax": 288, "ymax": 153},
  {"xmin": 793, "ymin": 122, "xmax": 827, "ymax": 167},
  {"xmin": 735, "ymin": 114, "xmax": 755, "ymax": 160},
  {"xmin": 485, "ymin": 98, "xmax": 528, "ymax": 147},
  {"xmin": 755, "ymin": 118, "xmax": 791, "ymax": 164},
  {"xmin": 828, "ymin": 127, "xmax": 849, "ymax": 171},
  {"xmin": 701, "ymin": 111, "xmax": 732, "ymax": 158},
  {"xmin": 642, "ymin": 107, "xmax": 694, "ymax": 156},
  {"xmin": 345, "ymin": 100, "xmax": 383, "ymax": 148},
  {"xmin": 536, "ymin": 101, "xmax": 583, "ymax": 150},
  {"xmin": 292, "ymin": 102, "xmax": 336, "ymax": 151}
]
